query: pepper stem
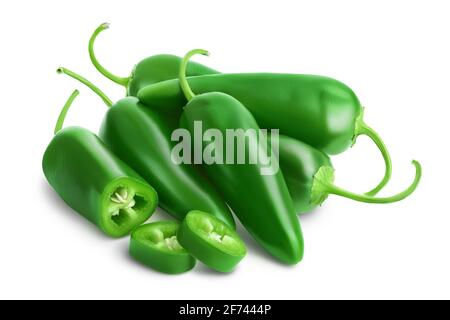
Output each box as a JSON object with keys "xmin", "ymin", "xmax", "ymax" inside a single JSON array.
[
  {"xmin": 179, "ymin": 49, "xmax": 209, "ymax": 101},
  {"xmin": 353, "ymin": 109, "xmax": 392, "ymax": 196},
  {"xmin": 57, "ymin": 67, "xmax": 113, "ymax": 107},
  {"xmin": 88, "ymin": 23, "xmax": 130, "ymax": 87},
  {"xmin": 54, "ymin": 90, "xmax": 79, "ymax": 134},
  {"xmin": 311, "ymin": 160, "xmax": 421, "ymax": 206}
]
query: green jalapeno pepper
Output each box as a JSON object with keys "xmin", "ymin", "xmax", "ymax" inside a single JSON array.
[
  {"xmin": 88, "ymin": 23, "xmax": 218, "ymax": 96},
  {"xmin": 129, "ymin": 221, "xmax": 196, "ymax": 274},
  {"xmin": 42, "ymin": 90, "xmax": 158, "ymax": 237},
  {"xmin": 57, "ymin": 68, "xmax": 235, "ymax": 228},
  {"xmin": 177, "ymin": 49, "xmax": 304, "ymax": 265},
  {"xmin": 177, "ymin": 210, "xmax": 247, "ymax": 273}
]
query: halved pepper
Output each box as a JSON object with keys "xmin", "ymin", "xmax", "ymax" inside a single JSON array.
[
  {"xmin": 42, "ymin": 90, "xmax": 158, "ymax": 237},
  {"xmin": 129, "ymin": 221, "xmax": 196, "ymax": 274},
  {"xmin": 56, "ymin": 67, "xmax": 235, "ymax": 228},
  {"xmin": 178, "ymin": 210, "xmax": 247, "ymax": 273}
]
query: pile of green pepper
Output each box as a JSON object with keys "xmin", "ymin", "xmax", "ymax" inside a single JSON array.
[{"xmin": 42, "ymin": 23, "xmax": 422, "ymax": 274}]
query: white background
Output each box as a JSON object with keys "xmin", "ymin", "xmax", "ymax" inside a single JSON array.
[{"xmin": 0, "ymin": 0, "xmax": 448, "ymax": 299}]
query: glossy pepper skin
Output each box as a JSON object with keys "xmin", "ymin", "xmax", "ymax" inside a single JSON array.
[
  {"xmin": 178, "ymin": 50, "xmax": 304, "ymax": 264},
  {"xmin": 88, "ymin": 23, "xmax": 218, "ymax": 96},
  {"xmin": 43, "ymin": 91, "xmax": 158, "ymax": 237},
  {"xmin": 130, "ymin": 221, "xmax": 196, "ymax": 274},
  {"xmin": 274, "ymin": 135, "xmax": 332, "ymax": 214},
  {"xmin": 99, "ymin": 97, "xmax": 235, "ymax": 228},
  {"xmin": 139, "ymin": 73, "xmax": 360, "ymax": 155}
]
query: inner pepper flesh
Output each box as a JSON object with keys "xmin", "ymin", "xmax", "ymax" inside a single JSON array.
[
  {"xmin": 147, "ymin": 228, "xmax": 183, "ymax": 251},
  {"xmin": 109, "ymin": 187, "xmax": 146, "ymax": 226},
  {"xmin": 198, "ymin": 217, "xmax": 237, "ymax": 246}
]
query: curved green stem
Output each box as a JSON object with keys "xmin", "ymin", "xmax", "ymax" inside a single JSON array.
[
  {"xmin": 329, "ymin": 160, "xmax": 421, "ymax": 203},
  {"xmin": 57, "ymin": 67, "xmax": 113, "ymax": 107},
  {"xmin": 54, "ymin": 90, "xmax": 79, "ymax": 134},
  {"xmin": 179, "ymin": 49, "xmax": 209, "ymax": 101},
  {"xmin": 311, "ymin": 161, "xmax": 421, "ymax": 206},
  {"xmin": 88, "ymin": 23, "xmax": 129, "ymax": 87},
  {"xmin": 353, "ymin": 109, "xmax": 392, "ymax": 196}
]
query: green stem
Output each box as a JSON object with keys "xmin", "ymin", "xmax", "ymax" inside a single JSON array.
[
  {"xmin": 54, "ymin": 90, "xmax": 79, "ymax": 134},
  {"xmin": 179, "ymin": 49, "xmax": 209, "ymax": 101},
  {"xmin": 329, "ymin": 161, "xmax": 421, "ymax": 203},
  {"xmin": 57, "ymin": 67, "xmax": 113, "ymax": 107},
  {"xmin": 353, "ymin": 110, "xmax": 392, "ymax": 196},
  {"xmin": 311, "ymin": 161, "xmax": 421, "ymax": 206},
  {"xmin": 88, "ymin": 23, "xmax": 129, "ymax": 87}
]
